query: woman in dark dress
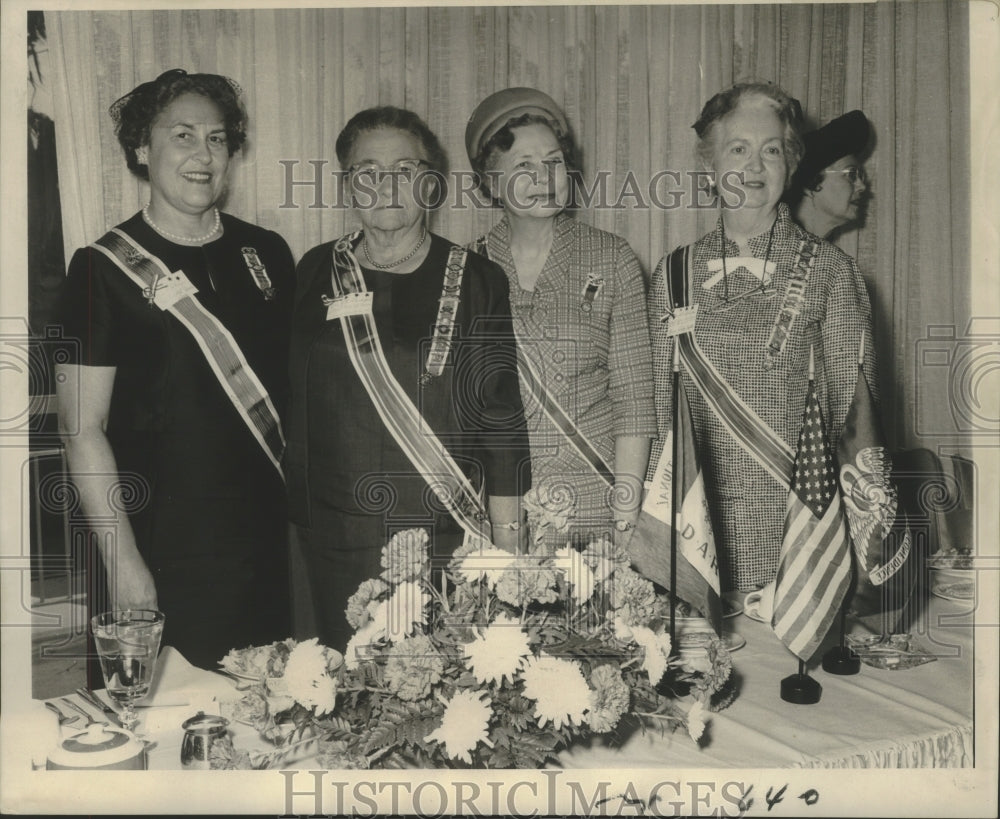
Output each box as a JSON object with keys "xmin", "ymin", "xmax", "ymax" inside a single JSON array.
[
  {"xmin": 285, "ymin": 107, "xmax": 531, "ymax": 653},
  {"xmin": 56, "ymin": 69, "xmax": 293, "ymax": 669}
]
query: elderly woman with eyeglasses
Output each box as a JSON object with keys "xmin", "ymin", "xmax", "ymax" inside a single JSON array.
[
  {"xmin": 285, "ymin": 107, "xmax": 531, "ymax": 652},
  {"xmin": 645, "ymin": 83, "xmax": 878, "ymax": 594},
  {"xmin": 788, "ymin": 110, "xmax": 873, "ymax": 240}
]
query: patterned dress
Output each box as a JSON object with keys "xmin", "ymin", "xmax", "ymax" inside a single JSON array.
[
  {"xmin": 480, "ymin": 213, "xmax": 657, "ymax": 547},
  {"xmin": 647, "ymin": 205, "xmax": 877, "ymax": 591}
]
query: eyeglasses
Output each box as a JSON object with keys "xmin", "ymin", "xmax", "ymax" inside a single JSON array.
[
  {"xmin": 348, "ymin": 159, "xmax": 430, "ymax": 185},
  {"xmin": 824, "ymin": 166, "xmax": 867, "ymax": 185}
]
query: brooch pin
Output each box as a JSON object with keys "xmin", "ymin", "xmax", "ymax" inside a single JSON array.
[{"xmin": 580, "ymin": 273, "xmax": 604, "ymax": 312}]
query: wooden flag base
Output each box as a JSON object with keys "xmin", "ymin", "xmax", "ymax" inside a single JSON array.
[
  {"xmin": 821, "ymin": 645, "xmax": 861, "ymax": 675},
  {"xmin": 780, "ymin": 671, "xmax": 822, "ymax": 704}
]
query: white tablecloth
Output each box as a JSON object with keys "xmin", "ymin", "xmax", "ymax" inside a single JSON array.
[
  {"xmin": 48, "ymin": 593, "xmax": 974, "ymax": 772},
  {"xmin": 561, "ymin": 593, "xmax": 974, "ymax": 769}
]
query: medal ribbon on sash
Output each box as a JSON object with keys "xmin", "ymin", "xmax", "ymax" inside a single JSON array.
[
  {"xmin": 241, "ymin": 246, "xmax": 277, "ymax": 301},
  {"xmin": 325, "ymin": 232, "xmax": 492, "ymax": 546},
  {"xmin": 91, "ymin": 229, "xmax": 286, "ymax": 478}
]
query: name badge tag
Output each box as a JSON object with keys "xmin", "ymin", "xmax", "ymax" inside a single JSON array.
[
  {"xmin": 153, "ymin": 271, "xmax": 199, "ymax": 309},
  {"xmin": 325, "ymin": 291, "xmax": 373, "ymax": 321},
  {"xmin": 664, "ymin": 304, "xmax": 698, "ymax": 337}
]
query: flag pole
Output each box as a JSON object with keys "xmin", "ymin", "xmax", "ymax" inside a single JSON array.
[
  {"xmin": 779, "ymin": 347, "xmax": 822, "ymax": 704},
  {"xmin": 821, "ymin": 333, "xmax": 863, "ymax": 676},
  {"xmin": 669, "ymin": 341, "xmax": 681, "ymax": 652}
]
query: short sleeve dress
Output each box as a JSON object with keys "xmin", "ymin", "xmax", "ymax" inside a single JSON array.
[
  {"xmin": 59, "ymin": 211, "xmax": 294, "ymax": 667},
  {"xmin": 285, "ymin": 232, "xmax": 532, "ymax": 651}
]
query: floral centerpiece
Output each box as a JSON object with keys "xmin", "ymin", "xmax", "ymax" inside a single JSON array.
[{"xmin": 211, "ymin": 487, "xmax": 736, "ymax": 769}]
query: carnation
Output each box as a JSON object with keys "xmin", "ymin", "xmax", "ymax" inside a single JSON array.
[
  {"xmin": 523, "ymin": 482, "xmax": 576, "ymax": 550},
  {"xmin": 582, "ymin": 536, "xmax": 631, "ymax": 584},
  {"xmin": 380, "ymin": 528, "xmax": 430, "ymax": 584},
  {"xmin": 345, "ymin": 620, "xmax": 384, "ymax": 671},
  {"xmin": 222, "ymin": 689, "xmax": 269, "ymax": 725},
  {"xmin": 378, "ymin": 581, "xmax": 429, "ymax": 642},
  {"xmin": 383, "ymin": 634, "xmax": 444, "ymax": 702},
  {"xmin": 454, "ymin": 546, "xmax": 518, "ymax": 589},
  {"xmin": 587, "ymin": 664, "xmax": 630, "ymax": 733},
  {"xmin": 495, "ymin": 563, "xmax": 559, "ymax": 607},
  {"xmin": 345, "ymin": 578, "xmax": 390, "ymax": 630},
  {"xmin": 607, "ymin": 567, "xmax": 657, "ymax": 627}
]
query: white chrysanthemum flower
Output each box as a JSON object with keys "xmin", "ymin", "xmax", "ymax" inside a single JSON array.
[
  {"xmin": 687, "ymin": 700, "xmax": 707, "ymax": 742},
  {"xmin": 657, "ymin": 630, "xmax": 672, "ymax": 660},
  {"xmin": 424, "ymin": 689, "xmax": 494, "ymax": 764},
  {"xmin": 630, "ymin": 624, "xmax": 668, "ymax": 685},
  {"xmin": 463, "ymin": 614, "xmax": 532, "ymax": 685},
  {"xmin": 611, "ymin": 613, "xmax": 634, "ymax": 642},
  {"xmin": 552, "ymin": 546, "xmax": 596, "ymax": 604},
  {"xmin": 455, "ymin": 547, "xmax": 518, "ymax": 588},
  {"xmin": 520, "ymin": 655, "xmax": 591, "ymax": 729},
  {"xmin": 281, "ymin": 637, "xmax": 339, "ymax": 715},
  {"xmin": 345, "ymin": 620, "xmax": 384, "ymax": 671},
  {"xmin": 368, "ymin": 581, "xmax": 428, "ymax": 642}
]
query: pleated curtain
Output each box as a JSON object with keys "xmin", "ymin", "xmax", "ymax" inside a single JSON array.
[{"xmin": 46, "ymin": 2, "xmax": 971, "ymax": 454}]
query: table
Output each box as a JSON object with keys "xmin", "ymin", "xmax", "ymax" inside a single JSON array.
[
  {"xmin": 36, "ymin": 591, "xmax": 974, "ymax": 772},
  {"xmin": 561, "ymin": 592, "xmax": 975, "ymax": 769}
]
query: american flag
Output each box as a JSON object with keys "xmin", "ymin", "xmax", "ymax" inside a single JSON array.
[{"xmin": 771, "ymin": 378, "xmax": 851, "ymax": 661}]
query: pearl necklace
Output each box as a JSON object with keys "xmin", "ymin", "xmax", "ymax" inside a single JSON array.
[
  {"xmin": 143, "ymin": 205, "xmax": 221, "ymax": 244},
  {"xmin": 362, "ymin": 230, "xmax": 428, "ymax": 270}
]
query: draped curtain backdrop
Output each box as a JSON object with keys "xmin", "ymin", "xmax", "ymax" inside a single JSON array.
[{"xmin": 46, "ymin": 2, "xmax": 970, "ymax": 454}]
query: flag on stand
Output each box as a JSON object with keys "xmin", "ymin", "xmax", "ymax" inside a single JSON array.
[
  {"xmin": 771, "ymin": 375, "xmax": 852, "ymax": 661},
  {"xmin": 837, "ymin": 347, "xmax": 917, "ymax": 635},
  {"xmin": 630, "ymin": 373, "xmax": 723, "ymax": 634}
]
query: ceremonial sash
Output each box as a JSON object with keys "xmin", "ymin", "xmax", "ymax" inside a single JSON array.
[
  {"xmin": 473, "ymin": 237, "xmax": 614, "ymax": 486},
  {"xmin": 664, "ymin": 246, "xmax": 794, "ymax": 488},
  {"xmin": 91, "ymin": 229, "xmax": 285, "ymax": 477},
  {"xmin": 326, "ymin": 233, "xmax": 491, "ymax": 545}
]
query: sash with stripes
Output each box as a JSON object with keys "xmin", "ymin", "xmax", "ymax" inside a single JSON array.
[
  {"xmin": 326, "ymin": 232, "xmax": 492, "ymax": 545},
  {"xmin": 665, "ymin": 246, "xmax": 794, "ymax": 488},
  {"xmin": 472, "ymin": 236, "xmax": 614, "ymax": 487},
  {"xmin": 91, "ymin": 229, "xmax": 285, "ymax": 478}
]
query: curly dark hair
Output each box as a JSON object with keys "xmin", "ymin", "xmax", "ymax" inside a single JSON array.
[
  {"xmin": 472, "ymin": 113, "xmax": 579, "ymax": 203},
  {"xmin": 112, "ymin": 69, "xmax": 248, "ymax": 181},
  {"xmin": 692, "ymin": 82, "xmax": 805, "ymax": 182}
]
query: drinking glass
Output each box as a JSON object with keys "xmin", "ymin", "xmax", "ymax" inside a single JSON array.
[{"xmin": 90, "ymin": 609, "xmax": 165, "ymax": 732}]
